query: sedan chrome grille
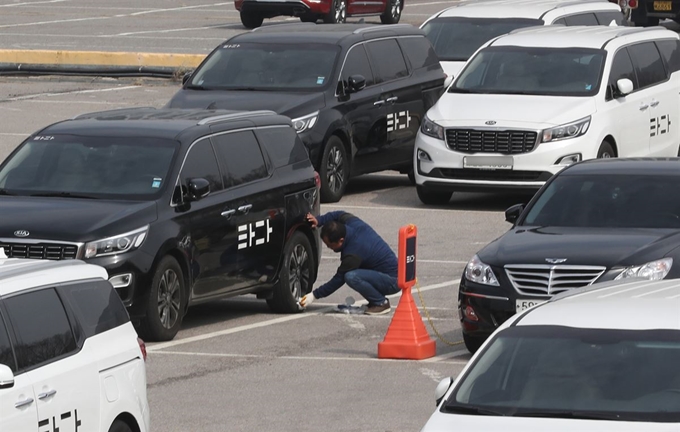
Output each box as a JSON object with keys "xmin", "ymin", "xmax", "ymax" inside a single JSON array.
[{"xmin": 505, "ymin": 264, "xmax": 606, "ymax": 296}]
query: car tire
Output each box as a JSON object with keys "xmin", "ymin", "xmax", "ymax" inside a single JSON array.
[
  {"xmin": 240, "ymin": 11, "xmax": 264, "ymax": 29},
  {"xmin": 416, "ymin": 185, "xmax": 451, "ymax": 205},
  {"xmin": 320, "ymin": 136, "xmax": 349, "ymax": 203},
  {"xmin": 380, "ymin": 0, "xmax": 402, "ymax": 24},
  {"xmin": 267, "ymin": 232, "xmax": 314, "ymax": 313},
  {"xmin": 407, "ymin": 168, "xmax": 416, "ymax": 185},
  {"xmin": 108, "ymin": 420, "xmax": 133, "ymax": 432},
  {"xmin": 597, "ymin": 140, "xmax": 615, "ymax": 159},
  {"xmin": 463, "ymin": 333, "xmax": 485, "ymax": 354},
  {"xmin": 139, "ymin": 256, "xmax": 185, "ymax": 342},
  {"xmin": 323, "ymin": 0, "xmax": 346, "ymax": 23}
]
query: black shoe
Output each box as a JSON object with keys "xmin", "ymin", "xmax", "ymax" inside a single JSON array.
[{"xmin": 365, "ymin": 299, "xmax": 391, "ymax": 315}]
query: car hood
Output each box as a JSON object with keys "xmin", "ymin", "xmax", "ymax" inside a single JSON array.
[
  {"xmin": 427, "ymin": 94, "xmax": 595, "ymax": 129},
  {"xmin": 478, "ymin": 226, "xmax": 680, "ymax": 268},
  {"xmin": 0, "ymin": 197, "xmax": 157, "ymax": 242},
  {"xmin": 165, "ymin": 89, "xmax": 326, "ymax": 118}
]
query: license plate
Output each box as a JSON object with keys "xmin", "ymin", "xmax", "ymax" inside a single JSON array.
[
  {"xmin": 654, "ymin": 1, "xmax": 672, "ymax": 11},
  {"xmin": 463, "ymin": 156, "xmax": 513, "ymax": 170},
  {"xmin": 516, "ymin": 299, "xmax": 546, "ymax": 313}
]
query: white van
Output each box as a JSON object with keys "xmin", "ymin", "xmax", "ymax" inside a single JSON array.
[
  {"xmin": 421, "ymin": 278, "xmax": 680, "ymax": 431},
  {"xmin": 414, "ymin": 25, "xmax": 680, "ymax": 204},
  {"xmin": 0, "ymin": 252, "xmax": 150, "ymax": 432},
  {"xmin": 420, "ymin": 0, "xmax": 626, "ymax": 77}
]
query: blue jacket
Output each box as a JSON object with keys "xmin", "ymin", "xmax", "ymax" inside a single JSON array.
[{"xmin": 312, "ymin": 211, "xmax": 398, "ymax": 299}]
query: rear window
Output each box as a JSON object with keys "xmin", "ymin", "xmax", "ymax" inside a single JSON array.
[
  {"xmin": 58, "ymin": 280, "xmax": 130, "ymax": 338},
  {"xmin": 255, "ymin": 127, "xmax": 309, "ymax": 168},
  {"xmin": 398, "ymin": 36, "xmax": 440, "ymax": 70}
]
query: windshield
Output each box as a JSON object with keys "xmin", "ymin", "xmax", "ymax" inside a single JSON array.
[
  {"xmin": 0, "ymin": 135, "xmax": 178, "ymax": 200},
  {"xmin": 451, "ymin": 46, "xmax": 605, "ymax": 96},
  {"xmin": 446, "ymin": 326, "xmax": 680, "ymax": 422},
  {"xmin": 189, "ymin": 42, "xmax": 339, "ymax": 91},
  {"xmin": 421, "ymin": 17, "xmax": 543, "ymax": 62},
  {"xmin": 523, "ymin": 174, "xmax": 680, "ymax": 229}
]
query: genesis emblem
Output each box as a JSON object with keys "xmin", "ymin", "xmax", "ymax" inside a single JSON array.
[
  {"xmin": 545, "ymin": 258, "xmax": 567, "ymax": 264},
  {"xmin": 14, "ymin": 230, "xmax": 29, "ymax": 237},
  {"xmin": 485, "ymin": 120, "xmax": 496, "ymax": 125}
]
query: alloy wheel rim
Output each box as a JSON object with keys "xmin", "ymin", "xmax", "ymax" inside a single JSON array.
[
  {"xmin": 157, "ymin": 269, "xmax": 181, "ymax": 329},
  {"xmin": 326, "ymin": 146, "xmax": 344, "ymax": 193},
  {"xmin": 335, "ymin": 0, "xmax": 346, "ymax": 22},
  {"xmin": 391, "ymin": 0, "xmax": 401, "ymax": 19},
  {"xmin": 288, "ymin": 244, "xmax": 309, "ymax": 299}
]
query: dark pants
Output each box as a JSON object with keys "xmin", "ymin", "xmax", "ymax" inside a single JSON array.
[{"xmin": 344, "ymin": 269, "xmax": 399, "ymax": 305}]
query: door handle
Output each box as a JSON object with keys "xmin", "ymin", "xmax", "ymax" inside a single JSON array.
[
  {"xmin": 38, "ymin": 389, "xmax": 56, "ymax": 400},
  {"xmin": 639, "ymin": 103, "xmax": 649, "ymax": 111},
  {"xmin": 373, "ymin": 100, "xmax": 385, "ymax": 107},
  {"xmin": 650, "ymin": 100, "xmax": 660, "ymax": 107},
  {"xmin": 386, "ymin": 96, "xmax": 398, "ymax": 104},
  {"xmin": 237, "ymin": 204, "xmax": 252, "ymax": 214},
  {"xmin": 15, "ymin": 397, "xmax": 34, "ymax": 408},
  {"xmin": 221, "ymin": 209, "xmax": 236, "ymax": 219}
]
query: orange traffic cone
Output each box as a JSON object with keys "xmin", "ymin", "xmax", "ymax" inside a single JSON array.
[{"xmin": 378, "ymin": 285, "xmax": 436, "ymax": 360}]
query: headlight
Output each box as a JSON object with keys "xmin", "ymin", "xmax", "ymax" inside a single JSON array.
[
  {"xmin": 85, "ymin": 226, "xmax": 149, "ymax": 258},
  {"xmin": 541, "ymin": 116, "xmax": 591, "ymax": 143},
  {"xmin": 465, "ymin": 255, "xmax": 499, "ymax": 286},
  {"xmin": 615, "ymin": 258, "xmax": 673, "ymax": 281},
  {"xmin": 292, "ymin": 111, "xmax": 319, "ymax": 133},
  {"xmin": 421, "ymin": 116, "xmax": 444, "ymax": 140}
]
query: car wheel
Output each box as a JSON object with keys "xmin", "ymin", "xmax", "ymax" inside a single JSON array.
[
  {"xmin": 240, "ymin": 11, "xmax": 264, "ymax": 29},
  {"xmin": 597, "ymin": 140, "xmax": 615, "ymax": 159},
  {"xmin": 416, "ymin": 185, "xmax": 451, "ymax": 205},
  {"xmin": 108, "ymin": 420, "xmax": 133, "ymax": 432},
  {"xmin": 320, "ymin": 136, "xmax": 349, "ymax": 203},
  {"xmin": 407, "ymin": 167, "xmax": 415, "ymax": 185},
  {"xmin": 463, "ymin": 333, "xmax": 485, "ymax": 354},
  {"xmin": 139, "ymin": 256, "xmax": 185, "ymax": 342},
  {"xmin": 323, "ymin": 0, "xmax": 346, "ymax": 24},
  {"xmin": 267, "ymin": 232, "xmax": 314, "ymax": 313},
  {"xmin": 300, "ymin": 14, "xmax": 318, "ymax": 22},
  {"xmin": 380, "ymin": 0, "xmax": 402, "ymax": 24}
]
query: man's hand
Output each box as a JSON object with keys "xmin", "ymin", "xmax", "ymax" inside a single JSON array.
[
  {"xmin": 306, "ymin": 213, "xmax": 319, "ymax": 228},
  {"xmin": 300, "ymin": 292, "xmax": 315, "ymax": 308}
]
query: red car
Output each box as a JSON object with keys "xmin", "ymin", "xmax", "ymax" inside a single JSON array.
[{"xmin": 235, "ymin": 0, "xmax": 403, "ymax": 28}]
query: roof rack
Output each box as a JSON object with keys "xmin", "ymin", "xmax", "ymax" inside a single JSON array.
[
  {"xmin": 353, "ymin": 23, "xmax": 413, "ymax": 34},
  {"xmin": 251, "ymin": 22, "xmax": 317, "ymax": 32},
  {"xmin": 71, "ymin": 107, "xmax": 155, "ymax": 120},
  {"xmin": 196, "ymin": 110, "xmax": 277, "ymax": 125}
]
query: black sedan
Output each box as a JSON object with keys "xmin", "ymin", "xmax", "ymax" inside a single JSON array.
[{"xmin": 460, "ymin": 158, "xmax": 680, "ymax": 353}]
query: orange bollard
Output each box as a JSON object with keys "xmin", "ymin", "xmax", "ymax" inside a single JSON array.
[{"xmin": 378, "ymin": 225, "xmax": 436, "ymax": 360}]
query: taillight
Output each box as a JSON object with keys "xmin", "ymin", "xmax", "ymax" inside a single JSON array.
[
  {"xmin": 627, "ymin": 0, "xmax": 638, "ymax": 8},
  {"xmin": 314, "ymin": 171, "xmax": 321, "ymax": 189},
  {"xmin": 138, "ymin": 337, "xmax": 147, "ymax": 361}
]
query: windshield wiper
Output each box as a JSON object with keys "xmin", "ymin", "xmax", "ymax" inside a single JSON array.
[
  {"xmin": 442, "ymin": 404, "xmax": 508, "ymax": 416},
  {"xmin": 448, "ymin": 87, "xmax": 474, "ymax": 94},
  {"xmin": 30, "ymin": 192, "xmax": 98, "ymax": 199},
  {"xmin": 516, "ymin": 410, "xmax": 623, "ymax": 421}
]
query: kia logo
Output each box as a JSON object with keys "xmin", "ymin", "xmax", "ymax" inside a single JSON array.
[
  {"xmin": 485, "ymin": 120, "xmax": 496, "ymax": 125},
  {"xmin": 545, "ymin": 258, "xmax": 567, "ymax": 264},
  {"xmin": 13, "ymin": 230, "xmax": 29, "ymax": 238}
]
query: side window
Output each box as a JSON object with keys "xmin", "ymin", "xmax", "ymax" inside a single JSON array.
[
  {"xmin": 255, "ymin": 127, "xmax": 309, "ymax": 168},
  {"xmin": 211, "ymin": 130, "xmax": 269, "ymax": 188},
  {"xmin": 628, "ymin": 42, "xmax": 667, "ymax": 88},
  {"xmin": 181, "ymin": 139, "xmax": 223, "ymax": 193},
  {"xmin": 564, "ymin": 13, "xmax": 599, "ymax": 26},
  {"xmin": 341, "ymin": 45, "xmax": 375, "ymax": 87},
  {"xmin": 5, "ymin": 288, "xmax": 77, "ymax": 371},
  {"xmin": 595, "ymin": 11, "xmax": 625, "ymax": 26},
  {"xmin": 655, "ymin": 39, "xmax": 680, "ymax": 74},
  {"xmin": 552, "ymin": 18, "xmax": 567, "ymax": 25},
  {"xmin": 607, "ymin": 48, "xmax": 637, "ymax": 100},
  {"xmin": 365, "ymin": 39, "xmax": 409, "ymax": 83},
  {"xmin": 398, "ymin": 36, "xmax": 440, "ymax": 70},
  {"xmin": 58, "ymin": 281, "xmax": 130, "ymax": 339},
  {"xmin": 0, "ymin": 310, "xmax": 15, "ymax": 372}
]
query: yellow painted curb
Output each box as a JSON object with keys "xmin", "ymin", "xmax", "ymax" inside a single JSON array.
[{"xmin": 0, "ymin": 50, "xmax": 206, "ymax": 68}]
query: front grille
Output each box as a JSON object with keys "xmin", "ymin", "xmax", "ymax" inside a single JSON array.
[
  {"xmin": 439, "ymin": 169, "xmax": 551, "ymax": 182},
  {"xmin": 445, "ymin": 129, "xmax": 538, "ymax": 154},
  {"xmin": 505, "ymin": 264, "xmax": 606, "ymax": 296},
  {"xmin": 0, "ymin": 241, "xmax": 79, "ymax": 260}
]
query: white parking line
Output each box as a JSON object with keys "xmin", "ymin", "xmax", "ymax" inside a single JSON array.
[
  {"xmin": 0, "ymin": 0, "xmax": 68, "ymax": 7},
  {"xmin": 422, "ymin": 349, "xmax": 469, "ymax": 363},
  {"xmin": 322, "ymin": 204, "xmax": 482, "ymax": 214},
  {"xmin": 147, "ymin": 279, "xmax": 459, "ymax": 352},
  {"xmin": 0, "ymin": 133, "xmax": 29, "ymax": 137},
  {"xmin": 405, "ymin": 0, "xmax": 461, "ymax": 6},
  {"xmin": 320, "ymin": 256, "xmax": 467, "ymax": 264},
  {"xmin": 151, "ymin": 350, "xmax": 470, "ymax": 365},
  {"xmin": 4, "ymin": 86, "xmax": 139, "ymax": 101}
]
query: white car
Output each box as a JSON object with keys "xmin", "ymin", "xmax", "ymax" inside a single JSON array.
[
  {"xmin": 421, "ymin": 278, "xmax": 680, "ymax": 431},
  {"xmin": 414, "ymin": 25, "xmax": 680, "ymax": 204},
  {"xmin": 420, "ymin": 0, "xmax": 626, "ymax": 77},
  {"xmin": 0, "ymin": 251, "xmax": 150, "ymax": 432}
]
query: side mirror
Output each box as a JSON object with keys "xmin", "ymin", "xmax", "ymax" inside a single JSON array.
[
  {"xmin": 435, "ymin": 377, "xmax": 453, "ymax": 406},
  {"xmin": 347, "ymin": 74, "xmax": 366, "ymax": 93},
  {"xmin": 187, "ymin": 178, "xmax": 210, "ymax": 201},
  {"xmin": 505, "ymin": 203, "xmax": 525, "ymax": 224},
  {"xmin": 444, "ymin": 75, "xmax": 454, "ymax": 88},
  {"xmin": 182, "ymin": 72, "xmax": 192, "ymax": 86},
  {"xmin": 0, "ymin": 364, "xmax": 14, "ymax": 390},
  {"xmin": 616, "ymin": 78, "xmax": 634, "ymax": 97}
]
